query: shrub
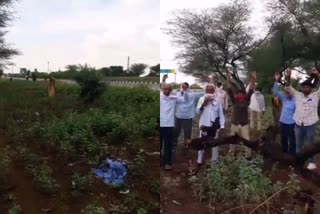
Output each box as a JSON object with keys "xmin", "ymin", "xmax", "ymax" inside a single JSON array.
[
  {"xmin": 74, "ymin": 71, "xmax": 105, "ymax": 103},
  {"xmin": 8, "ymin": 204, "xmax": 22, "ymax": 214},
  {"xmin": 32, "ymin": 164, "xmax": 59, "ymax": 195},
  {"xmin": 71, "ymin": 173, "xmax": 92, "ymax": 195},
  {"xmin": 189, "ymin": 155, "xmax": 282, "ymax": 205}
]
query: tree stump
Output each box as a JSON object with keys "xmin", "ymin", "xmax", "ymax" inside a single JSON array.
[{"xmin": 48, "ymin": 77, "xmax": 56, "ymax": 97}]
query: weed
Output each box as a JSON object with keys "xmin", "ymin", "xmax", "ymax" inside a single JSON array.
[
  {"xmin": 83, "ymin": 205, "xmax": 106, "ymax": 214},
  {"xmin": 71, "ymin": 173, "xmax": 93, "ymax": 195},
  {"xmin": 0, "ymin": 146, "xmax": 11, "ymax": 184},
  {"xmin": 8, "ymin": 204, "xmax": 22, "ymax": 214},
  {"xmin": 150, "ymin": 180, "xmax": 160, "ymax": 198},
  {"xmin": 189, "ymin": 155, "xmax": 282, "ymax": 205},
  {"xmin": 32, "ymin": 164, "xmax": 59, "ymax": 195}
]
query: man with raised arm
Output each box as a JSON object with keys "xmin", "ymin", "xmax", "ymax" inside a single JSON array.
[
  {"xmin": 160, "ymin": 83, "xmax": 186, "ymax": 170},
  {"xmin": 173, "ymin": 82, "xmax": 205, "ymax": 152},
  {"xmin": 285, "ymin": 67, "xmax": 320, "ymax": 170},
  {"xmin": 227, "ymin": 72, "xmax": 255, "ymax": 160},
  {"xmin": 273, "ymin": 72, "xmax": 296, "ymax": 155}
]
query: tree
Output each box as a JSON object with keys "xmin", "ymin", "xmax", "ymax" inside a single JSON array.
[
  {"xmin": 0, "ymin": 0, "xmax": 19, "ymax": 68},
  {"xmin": 165, "ymin": 0, "xmax": 272, "ymax": 89},
  {"xmin": 267, "ymin": 0, "xmax": 320, "ymax": 67},
  {"xmin": 74, "ymin": 71, "xmax": 105, "ymax": 103},
  {"xmin": 109, "ymin": 66, "xmax": 124, "ymax": 76},
  {"xmin": 129, "ymin": 63, "xmax": 148, "ymax": 76},
  {"xmin": 100, "ymin": 67, "xmax": 112, "ymax": 76},
  {"xmin": 65, "ymin": 64, "xmax": 80, "ymax": 72},
  {"xmin": 148, "ymin": 64, "xmax": 160, "ymax": 77}
]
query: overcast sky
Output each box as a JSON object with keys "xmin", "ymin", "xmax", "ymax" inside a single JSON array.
[
  {"xmin": 6, "ymin": 0, "xmax": 159, "ymax": 73},
  {"xmin": 160, "ymin": 0, "xmax": 267, "ymax": 84}
]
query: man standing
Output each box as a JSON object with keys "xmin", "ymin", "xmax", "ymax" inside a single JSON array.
[
  {"xmin": 285, "ymin": 68, "xmax": 320, "ymax": 170},
  {"xmin": 196, "ymin": 84, "xmax": 225, "ymax": 165},
  {"xmin": 249, "ymin": 87, "xmax": 265, "ymax": 131},
  {"xmin": 174, "ymin": 82, "xmax": 205, "ymax": 150},
  {"xmin": 160, "ymin": 83, "xmax": 186, "ymax": 170},
  {"xmin": 273, "ymin": 72, "xmax": 296, "ymax": 155},
  {"xmin": 227, "ymin": 72, "xmax": 255, "ymax": 160}
]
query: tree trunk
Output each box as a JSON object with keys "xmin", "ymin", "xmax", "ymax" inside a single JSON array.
[{"xmin": 190, "ymin": 125, "xmax": 320, "ymax": 188}]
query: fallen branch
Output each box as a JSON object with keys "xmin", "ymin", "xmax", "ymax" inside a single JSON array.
[
  {"xmin": 190, "ymin": 125, "xmax": 320, "ymax": 187},
  {"xmin": 221, "ymin": 204, "xmax": 256, "ymax": 214},
  {"xmin": 249, "ymin": 187, "xmax": 292, "ymax": 214}
]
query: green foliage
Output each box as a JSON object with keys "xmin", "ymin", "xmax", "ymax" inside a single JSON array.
[
  {"xmin": 83, "ymin": 205, "xmax": 106, "ymax": 214},
  {"xmin": 8, "ymin": 204, "xmax": 22, "ymax": 214},
  {"xmin": 31, "ymin": 72, "xmax": 37, "ymax": 81},
  {"xmin": 74, "ymin": 71, "xmax": 106, "ymax": 103},
  {"xmin": 32, "ymin": 164, "xmax": 59, "ymax": 195},
  {"xmin": 189, "ymin": 156, "xmax": 281, "ymax": 204},
  {"xmin": 71, "ymin": 173, "xmax": 93, "ymax": 195},
  {"xmin": 0, "ymin": 146, "xmax": 11, "ymax": 184},
  {"xmin": 150, "ymin": 180, "xmax": 160, "ymax": 198},
  {"xmin": 129, "ymin": 152, "xmax": 145, "ymax": 176},
  {"xmin": 129, "ymin": 63, "xmax": 148, "ymax": 76},
  {"xmin": 109, "ymin": 193, "xmax": 155, "ymax": 214}
]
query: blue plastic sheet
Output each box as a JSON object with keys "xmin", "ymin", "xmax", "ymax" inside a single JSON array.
[{"xmin": 92, "ymin": 159, "xmax": 127, "ymax": 185}]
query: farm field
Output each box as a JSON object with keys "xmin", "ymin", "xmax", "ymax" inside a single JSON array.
[{"xmin": 0, "ymin": 80, "xmax": 160, "ymax": 214}]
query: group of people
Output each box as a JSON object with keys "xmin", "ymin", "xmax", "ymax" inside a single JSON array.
[{"xmin": 160, "ymin": 67, "xmax": 320, "ymax": 171}]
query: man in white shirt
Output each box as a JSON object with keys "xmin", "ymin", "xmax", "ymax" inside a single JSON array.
[
  {"xmin": 196, "ymin": 84, "xmax": 225, "ymax": 165},
  {"xmin": 160, "ymin": 83, "xmax": 186, "ymax": 170},
  {"xmin": 285, "ymin": 67, "xmax": 320, "ymax": 170},
  {"xmin": 249, "ymin": 87, "xmax": 265, "ymax": 131}
]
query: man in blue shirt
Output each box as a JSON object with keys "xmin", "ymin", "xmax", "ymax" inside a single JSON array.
[
  {"xmin": 174, "ymin": 82, "xmax": 205, "ymax": 150},
  {"xmin": 273, "ymin": 72, "xmax": 296, "ymax": 155}
]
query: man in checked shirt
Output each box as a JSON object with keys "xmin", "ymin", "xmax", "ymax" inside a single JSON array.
[{"xmin": 285, "ymin": 67, "xmax": 320, "ymax": 170}]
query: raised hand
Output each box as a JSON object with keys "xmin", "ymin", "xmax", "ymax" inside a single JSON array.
[
  {"xmin": 162, "ymin": 74, "xmax": 168, "ymax": 82},
  {"xmin": 285, "ymin": 68, "xmax": 292, "ymax": 78},
  {"xmin": 251, "ymin": 71, "xmax": 257, "ymax": 80}
]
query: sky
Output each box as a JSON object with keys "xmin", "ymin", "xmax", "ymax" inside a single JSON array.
[
  {"xmin": 5, "ymin": 0, "xmax": 159, "ymax": 73},
  {"xmin": 160, "ymin": 0, "xmax": 268, "ymax": 84}
]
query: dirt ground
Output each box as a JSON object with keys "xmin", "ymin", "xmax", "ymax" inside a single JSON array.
[
  {"xmin": 160, "ymin": 115, "xmax": 320, "ymax": 214},
  {"xmin": 0, "ymin": 135, "xmax": 160, "ymax": 213}
]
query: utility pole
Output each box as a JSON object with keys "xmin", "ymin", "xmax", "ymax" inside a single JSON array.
[
  {"xmin": 127, "ymin": 56, "xmax": 130, "ymax": 71},
  {"xmin": 47, "ymin": 61, "xmax": 50, "ymax": 73}
]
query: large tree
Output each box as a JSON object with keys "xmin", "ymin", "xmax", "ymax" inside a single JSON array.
[
  {"xmin": 165, "ymin": 0, "xmax": 272, "ymax": 89},
  {"xmin": 0, "ymin": 0, "xmax": 19, "ymax": 68},
  {"xmin": 129, "ymin": 63, "xmax": 148, "ymax": 76},
  {"xmin": 267, "ymin": 0, "xmax": 320, "ymax": 68},
  {"xmin": 148, "ymin": 64, "xmax": 160, "ymax": 77},
  {"xmin": 249, "ymin": 0, "xmax": 320, "ymax": 91}
]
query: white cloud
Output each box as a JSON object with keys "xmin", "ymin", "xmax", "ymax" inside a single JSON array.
[{"xmin": 6, "ymin": 0, "xmax": 159, "ymax": 73}]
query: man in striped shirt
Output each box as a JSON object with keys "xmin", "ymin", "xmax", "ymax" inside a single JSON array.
[{"xmin": 285, "ymin": 67, "xmax": 320, "ymax": 170}]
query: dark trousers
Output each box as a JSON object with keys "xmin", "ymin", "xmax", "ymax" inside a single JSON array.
[
  {"xmin": 172, "ymin": 118, "xmax": 193, "ymax": 160},
  {"xmin": 174, "ymin": 118, "xmax": 193, "ymax": 143},
  {"xmin": 280, "ymin": 123, "xmax": 296, "ymax": 155},
  {"xmin": 295, "ymin": 124, "xmax": 316, "ymax": 163},
  {"xmin": 160, "ymin": 127, "xmax": 174, "ymax": 166}
]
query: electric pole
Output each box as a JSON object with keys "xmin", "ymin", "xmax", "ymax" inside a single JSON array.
[{"xmin": 127, "ymin": 56, "xmax": 130, "ymax": 71}]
